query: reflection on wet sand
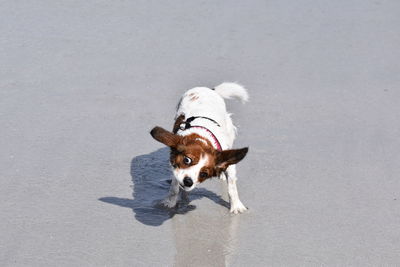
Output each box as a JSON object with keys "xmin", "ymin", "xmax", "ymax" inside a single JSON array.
[{"xmin": 173, "ymin": 196, "xmax": 240, "ymax": 267}]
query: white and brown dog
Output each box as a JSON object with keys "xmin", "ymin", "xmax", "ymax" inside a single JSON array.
[{"xmin": 150, "ymin": 82, "xmax": 249, "ymax": 214}]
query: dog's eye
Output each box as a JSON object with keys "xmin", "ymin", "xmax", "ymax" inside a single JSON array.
[
  {"xmin": 199, "ymin": 172, "xmax": 208, "ymax": 179},
  {"xmin": 183, "ymin": 156, "xmax": 192, "ymax": 165}
]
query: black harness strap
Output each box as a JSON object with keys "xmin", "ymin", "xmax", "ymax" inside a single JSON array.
[{"xmin": 180, "ymin": 116, "xmax": 221, "ymax": 130}]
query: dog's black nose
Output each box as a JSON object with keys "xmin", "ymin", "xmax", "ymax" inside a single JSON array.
[{"xmin": 183, "ymin": 177, "xmax": 193, "ymax": 187}]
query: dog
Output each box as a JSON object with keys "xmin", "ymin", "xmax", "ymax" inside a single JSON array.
[{"xmin": 150, "ymin": 82, "xmax": 249, "ymax": 214}]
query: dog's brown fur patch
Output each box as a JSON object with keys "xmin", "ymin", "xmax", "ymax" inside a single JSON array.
[
  {"xmin": 189, "ymin": 93, "xmax": 199, "ymax": 102},
  {"xmin": 170, "ymin": 133, "xmax": 217, "ymax": 177},
  {"xmin": 173, "ymin": 114, "xmax": 185, "ymax": 134}
]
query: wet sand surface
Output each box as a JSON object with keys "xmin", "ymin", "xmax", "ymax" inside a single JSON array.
[{"xmin": 1, "ymin": 1, "xmax": 400, "ymax": 266}]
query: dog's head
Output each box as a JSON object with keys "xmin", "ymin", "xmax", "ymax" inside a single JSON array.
[{"xmin": 150, "ymin": 126, "xmax": 248, "ymax": 191}]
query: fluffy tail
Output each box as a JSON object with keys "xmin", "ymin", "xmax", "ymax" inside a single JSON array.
[{"xmin": 214, "ymin": 82, "xmax": 249, "ymax": 103}]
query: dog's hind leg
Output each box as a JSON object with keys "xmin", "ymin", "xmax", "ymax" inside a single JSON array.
[
  {"xmin": 225, "ymin": 165, "xmax": 247, "ymax": 214},
  {"xmin": 162, "ymin": 177, "xmax": 179, "ymax": 208}
]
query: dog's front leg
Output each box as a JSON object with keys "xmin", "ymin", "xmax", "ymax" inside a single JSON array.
[
  {"xmin": 225, "ymin": 165, "xmax": 247, "ymax": 214},
  {"xmin": 162, "ymin": 177, "xmax": 179, "ymax": 208}
]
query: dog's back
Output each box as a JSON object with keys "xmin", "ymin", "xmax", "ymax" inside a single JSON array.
[{"xmin": 175, "ymin": 83, "xmax": 248, "ymax": 149}]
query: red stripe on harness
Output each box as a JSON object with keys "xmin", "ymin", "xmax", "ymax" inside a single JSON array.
[{"xmin": 191, "ymin": 126, "xmax": 222, "ymax": 151}]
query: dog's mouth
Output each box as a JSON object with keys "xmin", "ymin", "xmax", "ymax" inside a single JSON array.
[{"xmin": 179, "ymin": 183, "xmax": 195, "ymax": 192}]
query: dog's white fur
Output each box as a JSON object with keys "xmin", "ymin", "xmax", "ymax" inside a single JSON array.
[{"xmin": 162, "ymin": 82, "xmax": 249, "ymax": 214}]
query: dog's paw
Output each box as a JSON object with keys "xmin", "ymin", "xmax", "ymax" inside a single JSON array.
[
  {"xmin": 161, "ymin": 198, "xmax": 177, "ymax": 208},
  {"xmin": 229, "ymin": 201, "xmax": 248, "ymax": 214}
]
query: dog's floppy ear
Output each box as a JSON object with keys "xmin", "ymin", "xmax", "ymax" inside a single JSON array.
[
  {"xmin": 150, "ymin": 126, "xmax": 181, "ymax": 148},
  {"xmin": 216, "ymin": 147, "xmax": 249, "ymax": 171}
]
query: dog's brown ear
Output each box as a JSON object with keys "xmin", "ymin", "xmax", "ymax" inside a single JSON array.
[
  {"xmin": 150, "ymin": 126, "xmax": 181, "ymax": 148},
  {"xmin": 216, "ymin": 147, "xmax": 249, "ymax": 171}
]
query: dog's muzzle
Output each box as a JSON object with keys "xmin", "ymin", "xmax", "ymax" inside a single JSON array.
[{"xmin": 183, "ymin": 177, "xmax": 193, "ymax": 187}]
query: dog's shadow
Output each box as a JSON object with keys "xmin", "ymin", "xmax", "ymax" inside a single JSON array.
[{"xmin": 99, "ymin": 147, "xmax": 229, "ymax": 226}]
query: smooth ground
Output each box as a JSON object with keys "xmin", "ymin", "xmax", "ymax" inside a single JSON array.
[{"xmin": 1, "ymin": 1, "xmax": 400, "ymax": 266}]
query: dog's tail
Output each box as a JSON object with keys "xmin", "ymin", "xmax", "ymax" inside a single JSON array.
[{"xmin": 214, "ymin": 82, "xmax": 249, "ymax": 103}]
